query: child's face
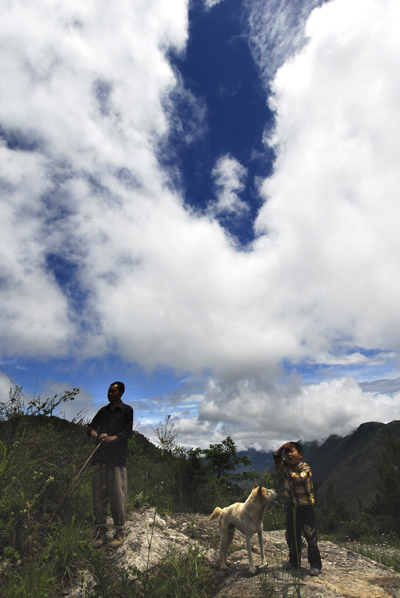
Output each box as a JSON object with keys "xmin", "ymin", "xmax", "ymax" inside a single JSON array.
[{"xmin": 284, "ymin": 446, "xmax": 303, "ymax": 467}]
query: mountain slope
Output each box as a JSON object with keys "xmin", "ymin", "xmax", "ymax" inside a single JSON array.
[{"xmin": 238, "ymin": 420, "xmax": 400, "ymax": 513}]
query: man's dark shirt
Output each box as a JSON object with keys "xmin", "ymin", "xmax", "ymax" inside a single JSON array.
[{"xmin": 87, "ymin": 402, "xmax": 133, "ymax": 467}]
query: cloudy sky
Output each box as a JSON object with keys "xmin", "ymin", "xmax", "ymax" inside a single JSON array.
[{"xmin": 1, "ymin": 0, "xmax": 400, "ymax": 451}]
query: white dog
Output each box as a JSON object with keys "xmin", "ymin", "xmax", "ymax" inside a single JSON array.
[{"xmin": 209, "ymin": 484, "xmax": 277, "ymax": 574}]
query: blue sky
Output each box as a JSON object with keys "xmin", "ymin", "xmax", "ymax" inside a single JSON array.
[{"xmin": 1, "ymin": 0, "xmax": 400, "ymax": 450}]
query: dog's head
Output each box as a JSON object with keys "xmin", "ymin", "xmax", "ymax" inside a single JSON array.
[{"xmin": 250, "ymin": 484, "xmax": 277, "ymax": 507}]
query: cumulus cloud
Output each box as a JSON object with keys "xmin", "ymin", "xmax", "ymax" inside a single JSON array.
[
  {"xmin": 4, "ymin": 0, "xmax": 400, "ymax": 377},
  {"xmin": 209, "ymin": 154, "xmax": 248, "ymax": 216},
  {"xmin": 145, "ymin": 376, "xmax": 400, "ymax": 451},
  {"xmin": 2, "ymin": 0, "xmax": 400, "ymax": 445},
  {"xmin": 0, "ymin": 0, "xmax": 189, "ymax": 357},
  {"xmin": 253, "ymin": 0, "xmax": 400, "ymax": 357}
]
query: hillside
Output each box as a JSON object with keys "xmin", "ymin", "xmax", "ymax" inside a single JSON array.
[
  {"xmin": 238, "ymin": 421, "xmax": 400, "ymax": 513},
  {"xmin": 2, "ymin": 407, "xmax": 400, "ymax": 596},
  {"xmin": 309, "ymin": 420, "xmax": 400, "ymax": 512}
]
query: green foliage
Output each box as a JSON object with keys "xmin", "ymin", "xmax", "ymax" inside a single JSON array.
[
  {"xmin": 317, "ymin": 480, "xmax": 352, "ymax": 534},
  {"xmin": 0, "ymin": 386, "xmax": 93, "ymax": 597},
  {"xmin": 155, "ymin": 414, "xmax": 179, "ymax": 455},
  {"xmin": 201, "ymin": 435, "xmax": 251, "ymax": 480},
  {"xmin": 0, "ymin": 384, "xmax": 79, "ymax": 420},
  {"xmin": 259, "ymin": 466, "xmax": 289, "ymax": 533},
  {"xmin": 368, "ymin": 434, "xmax": 400, "ymax": 536},
  {"xmin": 127, "ymin": 425, "xmax": 251, "ymax": 513},
  {"xmin": 305, "ymin": 421, "xmax": 400, "ymax": 513}
]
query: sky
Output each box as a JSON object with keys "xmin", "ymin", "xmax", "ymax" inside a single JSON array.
[{"xmin": 1, "ymin": 0, "xmax": 400, "ymax": 451}]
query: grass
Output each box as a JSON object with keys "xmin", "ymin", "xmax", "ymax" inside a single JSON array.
[
  {"xmin": 79, "ymin": 544, "xmax": 216, "ymax": 598},
  {"xmin": 2, "ymin": 389, "xmax": 400, "ymax": 597},
  {"xmin": 0, "ymin": 391, "xmax": 250, "ymax": 597},
  {"xmin": 341, "ymin": 538, "xmax": 400, "ymax": 573}
]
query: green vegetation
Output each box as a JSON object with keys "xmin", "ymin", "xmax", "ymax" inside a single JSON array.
[
  {"xmin": 302, "ymin": 420, "xmax": 400, "ymax": 512},
  {"xmin": 308, "ymin": 435, "xmax": 400, "ymax": 546},
  {"xmin": 342, "ymin": 538, "xmax": 400, "ymax": 573},
  {"xmin": 0, "ymin": 388, "xmax": 254, "ymax": 597},
  {"xmin": 2, "ymin": 387, "xmax": 400, "ymax": 597}
]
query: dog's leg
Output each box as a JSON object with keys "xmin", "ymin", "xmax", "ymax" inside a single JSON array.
[
  {"xmin": 223, "ymin": 524, "xmax": 235, "ymax": 566},
  {"xmin": 258, "ymin": 526, "xmax": 265, "ymax": 566},
  {"xmin": 245, "ymin": 533, "xmax": 255, "ymax": 574},
  {"xmin": 220, "ymin": 523, "xmax": 235, "ymax": 567},
  {"xmin": 219, "ymin": 520, "xmax": 230, "ymax": 569}
]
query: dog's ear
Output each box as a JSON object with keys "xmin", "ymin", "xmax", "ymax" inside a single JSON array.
[
  {"xmin": 253, "ymin": 480, "xmax": 258, "ymax": 489},
  {"xmin": 257, "ymin": 484, "xmax": 263, "ymax": 495}
]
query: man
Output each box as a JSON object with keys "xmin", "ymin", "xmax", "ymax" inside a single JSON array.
[{"xmin": 87, "ymin": 381, "xmax": 133, "ymax": 547}]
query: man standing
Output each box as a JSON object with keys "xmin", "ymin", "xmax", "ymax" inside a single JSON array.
[{"xmin": 87, "ymin": 381, "xmax": 133, "ymax": 547}]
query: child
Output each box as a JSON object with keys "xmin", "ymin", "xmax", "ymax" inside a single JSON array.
[{"xmin": 273, "ymin": 442, "xmax": 322, "ymax": 575}]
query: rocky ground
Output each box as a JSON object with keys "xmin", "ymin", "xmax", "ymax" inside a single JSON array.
[{"xmin": 64, "ymin": 508, "xmax": 400, "ymax": 597}]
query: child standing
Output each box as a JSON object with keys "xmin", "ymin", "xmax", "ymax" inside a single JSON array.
[{"xmin": 273, "ymin": 442, "xmax": 322, "ymax": 575}]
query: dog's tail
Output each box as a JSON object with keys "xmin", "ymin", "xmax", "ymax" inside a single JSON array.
[{"xmin": 208, "ymin": 507, "xmax": 222, "ymax": 521}]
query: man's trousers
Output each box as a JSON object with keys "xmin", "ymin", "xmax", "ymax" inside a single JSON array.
[{"xmin": 92, "ymin": 465, "xmax": 127, "ymax": 531}]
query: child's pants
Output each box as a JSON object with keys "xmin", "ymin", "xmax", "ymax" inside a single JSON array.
[{"xmin": 286, "ymin": 503, "xmax": 322, "ymax": 570}]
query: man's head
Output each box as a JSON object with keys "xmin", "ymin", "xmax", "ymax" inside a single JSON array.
[
  {"xmin": 284, "ymin": 442, "xmax": 303, "ymax": 467},
  {"xmin": 108, "ymin": 381, "xmax": 125, "ymax": 404}
]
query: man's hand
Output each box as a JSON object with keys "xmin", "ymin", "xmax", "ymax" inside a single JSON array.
[
  {"xmin": 99, "ymin": 433, "xmax": 118, "ymax": 443},
  {"xmin": 90, "ymin": 430, "xmax": 98, "ymax": 441}
]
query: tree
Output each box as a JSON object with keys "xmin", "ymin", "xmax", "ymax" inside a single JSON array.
[
  {"xmin": 201, "ymin": 436, "xmax": 251, "ymax": 480},
  {"xmin": 368, "ymin": 434, "xmax": 400, "ymax": 535}
]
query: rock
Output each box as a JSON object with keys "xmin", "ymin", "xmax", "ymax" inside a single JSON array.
[{"xmin": 63, "ymin": 510, "xmax": 400, "ymax": 597}]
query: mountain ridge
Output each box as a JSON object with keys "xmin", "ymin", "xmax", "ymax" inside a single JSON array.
[{"xmin": 238, "ymin": 420, "xmax": 400, "ymax": 512}]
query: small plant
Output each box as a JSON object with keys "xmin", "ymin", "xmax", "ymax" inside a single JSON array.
[{"xmin": 155, "ymin": 414, "xmax": 180, "ymax": 456}]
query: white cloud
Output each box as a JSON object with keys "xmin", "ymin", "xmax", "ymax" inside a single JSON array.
[
  {"xmin": 253, "ymin": 0, "xmax": 400, "ymax": 359},
  {"xmin": 2, "ymin": 0, "xmax": 400, "ymax": 446},
  {"xmin": 209, "ymin": 154, "xmax": 248, "ymax": 216},
  {"xmin": 0, "ymin": 0, "xmax": 189, "ymax": 357},
  {"xmin": 246, "ymin": 0, "xmax": 324, "ymax": 81},
  {"xmin": 160, "ymin": 376, "xmax": 400, "ymax": 451},
  {"xmin": 0, "ymin": 374, "xmax": 15, "ymax": 405},
  {"xmin": 6, "ymin": 0, "xmax": 399, "ymax": 377},
  {"xmin": 204, "ymin": 0, "xmax": 225, "ymax": 10}
]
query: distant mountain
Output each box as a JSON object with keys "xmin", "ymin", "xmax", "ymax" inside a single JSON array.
[
  {"xmin": 238, "ymin": 421, "xmax": 400, "ymax": 513},
  {"xmin": 237, "ymin": 447, "xmax": 274, "ymax": 472},
  {"xmin": 306, "ymin": 420, "xmax": 400, "ymax": 512}
]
